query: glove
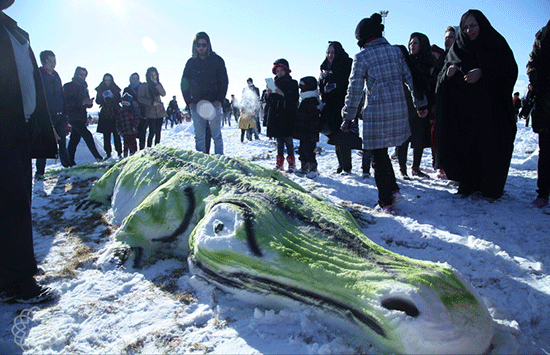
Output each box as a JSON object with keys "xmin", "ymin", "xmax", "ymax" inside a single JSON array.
[
  {"xmin": 341, "ymin": 119, "xmax": 359, "ymax": 134},
  {"xmin": 340, "ymin": 119, "xmax": 351, "ymax": 132}
]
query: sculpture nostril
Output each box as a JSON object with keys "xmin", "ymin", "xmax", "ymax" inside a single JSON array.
[{"xmin": 381, "ymin": 297, "xmax": 420, "ymax": 317}]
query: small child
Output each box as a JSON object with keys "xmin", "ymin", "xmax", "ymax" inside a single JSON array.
[
  {"xmin": 117, "ymin": 93, "xmax": 140, "ymax": 157},
  {"xmin": 265, "ymin": 59, "xmax": 299, "ymax": 172},
  {"xmin": 238, "ymin": 98, "xmax": 257, "ymax": 143},
  {"xmin": 294, "ymin": 76, "xmax": 322, "ymax": 177}
]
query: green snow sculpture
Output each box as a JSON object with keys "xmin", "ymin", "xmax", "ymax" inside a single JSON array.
[{"xmin": 89, "ymin": 146, "xmax": 494, "ymax": 354}]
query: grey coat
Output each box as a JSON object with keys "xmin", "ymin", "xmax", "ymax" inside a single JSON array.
[{"xmin": 342, "ymin": 37, "xmax": 424, "ymax": 150}]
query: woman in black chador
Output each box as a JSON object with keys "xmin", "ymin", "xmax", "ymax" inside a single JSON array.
[{"xmin": 436, "ymin": 9, "xmax": 518, "ymax": 199}]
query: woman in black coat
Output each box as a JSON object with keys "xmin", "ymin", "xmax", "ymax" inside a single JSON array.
[
  {"xmin": 96, "ymin": 73, "xmax": 122, "ymax": 159},
  {"xmin": 319, "ymin": 41, "xmax": 354, "ymax": 174},
  {"xmin": 396, "ymin": 33, "xmax": 434, "ymax": 179},
  {"xmin": 436, "ymin": 9, "xmax": 518, "ymax": 199}
]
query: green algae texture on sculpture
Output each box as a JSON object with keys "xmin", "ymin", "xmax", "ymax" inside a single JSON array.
[{"xmin": 89, "ymin": 146, "xmax": 494, "ymax": 354}]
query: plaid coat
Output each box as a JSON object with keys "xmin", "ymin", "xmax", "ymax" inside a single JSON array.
[
  {"xmin": 343, "ymin": 37, "xmax": 422, "ymax": 150},
  {"xmin": 117, "ymin": 107, "xmax": 139, "ymax": 135}
]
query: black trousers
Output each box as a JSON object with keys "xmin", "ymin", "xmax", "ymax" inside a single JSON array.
[
  {"xmin": 102, "ymin": 130, "xmax": 122, "ymax": 158},
  {"xmin": 147, "ymin": 118, "xmax": 163, "ymax": 147},
  {"xmin": 298, "ymin": 140, "xmax": 316, "ymax": 165},
  {"xmin": 67, "ymin": 119, "xmax": 102, "ymax": 163},
  {"xmin": 396, "ymin": 138, "xmax": 423, "ymax": 172},
  {"xmin": 0, "ymin": 140, "xmax": 37, "ymax": 288},
  {"xmin": 36, "ymin": 116, "xmax": 71, "ymax": 173},
  {"xmin": 335, "ymin": 144, "xmax": 352, "ymax": 172},
  {"xmin": 538, "ymin": 131, "xmax": 550, "ymax": 199},
  {"xmin": 138, "ymin": 118, "xmax": 147, "ymax": 150},
  {"xmin": 372, "ymin": 148, "xmax": 399, "ymax": 207}
]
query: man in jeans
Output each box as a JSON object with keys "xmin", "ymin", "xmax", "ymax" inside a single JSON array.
[
  {"xmin": 35, "ymin": 50, "xmax": 71, "ymax": 178},
  {"xmin": 181, "ymin": 31, "xmax": 228, "ymax": 155}
]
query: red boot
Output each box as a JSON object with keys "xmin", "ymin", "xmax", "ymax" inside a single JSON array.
[
  {"xmin": 275, "ymin": 155, "xmax": 284, "ymax": 171},
  {"xmin": 287, "ymin": 155, "xmax": 296, "ymax": 173}
]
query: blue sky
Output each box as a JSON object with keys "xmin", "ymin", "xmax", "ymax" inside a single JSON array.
[{"xmin": 5, "ymin": 0, "xmax": 549, "ymax": 107}]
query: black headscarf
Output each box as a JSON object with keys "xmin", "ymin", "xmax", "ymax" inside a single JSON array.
[
  {"xmin": 409, "ymin": 32, "xmax": 435, "ymax": 104},
  {"xmin": 443, "ymin": 9, "xmax": 517, "ymax": 94},
  {"xmin": 95, "ymin": 73, "xmax": 121, "ymax": 94},
  {"xmin": 320, "ymin": 41, "xmax": 351, "ymax": 72}
]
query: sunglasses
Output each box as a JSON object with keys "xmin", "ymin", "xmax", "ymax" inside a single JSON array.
[{"xmin": 196, "ymin": 43, "xmax": 207, "ymax": 48}]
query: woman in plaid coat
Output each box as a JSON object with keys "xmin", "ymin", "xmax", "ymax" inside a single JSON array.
[{"xmin": 342, "ymin": 13, "xmax": 427, "ymax": 211}]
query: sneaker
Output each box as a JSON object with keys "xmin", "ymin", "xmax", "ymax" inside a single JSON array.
[
  {"xmin": 376, "ymin": 203, "xmax": 394, "ymax": 214},
  {"xmin": 532, "ymin": 197, "xmax": 549, "ymax": 208},
  {"xmin": 306, "ymin": 170, "xmax": 319, "ymax": 179},
  {"xmin": 341, "ymin": 170, "xmax": 351, "ymax": 176},
  {"xmin": 392, "ymin": 191, "xmax": 404, "ymax": 204},
  {"xmin": 412, "ymin": 167, "xmax": 430, "ymax": 178},
  {"xmin": 335, "ymin": 167, "xmax": 343, "ymax": 174},
  {"xmin": 362, "ymin": 172, "xmax": 371, "ymax": 179}
]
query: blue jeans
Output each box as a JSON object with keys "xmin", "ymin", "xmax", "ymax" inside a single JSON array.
[
  {"xmin": 192, "ymin": 105, "xmax": 223, "ymax": 155},
  {"xmin": 277, "ymin": 136, "xmax": 294, "ymax": 157}
]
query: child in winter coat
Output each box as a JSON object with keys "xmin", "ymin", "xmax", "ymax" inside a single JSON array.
[
  {"xmin": 265, "ymin": 59, "xmax": 299, "ymax": 172},
  {"xmin": 238, "ymin": 98, "xmax": 257, "ymax": 143},
  {"xmin": 294, "ymin": 76, "xmax": 322, "ymax": 177},
  {"xmin": 117, "ymin": 92, "xmax": 140, "ymax": 157}
]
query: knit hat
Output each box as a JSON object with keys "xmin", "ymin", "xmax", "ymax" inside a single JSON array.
[
  {"xmin": 355, "ymin": 13, "xmax": 384, "ymax": 47},
  {"xmin": 272, "ymin": 58, "xmax": 291, "ymax": 75},
  {"xmin": 299, "ymin": 76, "xmax": 318, "ymax": 92},
  {"xmin": 0, "ymin": 0, "xmax": 15, "ymax": 10},
  {"xmin": 122, "ymin": 92, "xmax": 133, "ymax": 104}
]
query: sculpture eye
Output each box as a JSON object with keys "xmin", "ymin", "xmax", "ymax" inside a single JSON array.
[
  {"xmin": 214, "ymin": 221, "xmax": 224, "ymax": 234},
  {"xmin": 381, "ymin": 297, "xmax": 419, "ymax": 317}
]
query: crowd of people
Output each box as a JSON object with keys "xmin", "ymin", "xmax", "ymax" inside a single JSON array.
[{"xmin": 1, "ymin": 0, "xmax": 549, "ymax": 304}]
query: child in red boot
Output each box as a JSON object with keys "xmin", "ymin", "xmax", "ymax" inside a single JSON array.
[{"xmin": 265, "ymin": 59, "xmax": 299, "ymax": 172}]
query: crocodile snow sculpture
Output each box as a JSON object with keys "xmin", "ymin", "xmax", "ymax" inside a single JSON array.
[{"xmin": 89, "ymin": 146, "xmax": 494, "ymax": 354}]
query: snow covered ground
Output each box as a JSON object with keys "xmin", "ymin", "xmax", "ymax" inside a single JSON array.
[{"xmin": 1, "ymin": 119, "xmax": 548, "ymax": 354}]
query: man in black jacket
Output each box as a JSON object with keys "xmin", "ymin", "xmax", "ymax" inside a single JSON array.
[
  {"xmin": 181, "ymin": 31, "xmax": 228, "ymax": 155},
  {"xmin": 527, "ymin": 20, "xmax": 550, "ymax": 209},
  {"xmin": 1, "ymin": 0, "xmax": 57, "ymax": 303},
  {"xmin": 64, "ymin": 66, "xmax": 103, "ymax": 164},
  {"xmin": 35, "ymin": 50, "xmax": 71, "ymax": 178}
]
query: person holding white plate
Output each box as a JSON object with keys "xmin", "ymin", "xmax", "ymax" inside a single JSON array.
[{"xmin": 181, "ymin": 31, "xmax": 228, "ymax": 155}]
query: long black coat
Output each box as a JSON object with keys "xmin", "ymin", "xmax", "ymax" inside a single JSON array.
[
  {"xmin": 265, "ymin": 74, "xmax": 299, "ymax": 138},
  {"xmin": 0, "ymin": 13, "xmax": 56, "ymax": 158},
  {"xmin": 410, "ymin": 48, "xmax": 436, "ymax": 149},
  {"xmin": 294, "ymin": 96, "xmax": 320, "ymax": 142},
  {"xmin": 436, "ymin": 10, "xmax": 517, "ymax": 198},
  {"xmin": 319, "ymin": 56, "xmax": 352, "ymax": 142},
  {"xmin": 96, "ymin": 83, "xmax": 121, "ymax": 134},
  {"xmin": 527, "ymin": 19, "xmax": 550, "ymax": 134}
]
